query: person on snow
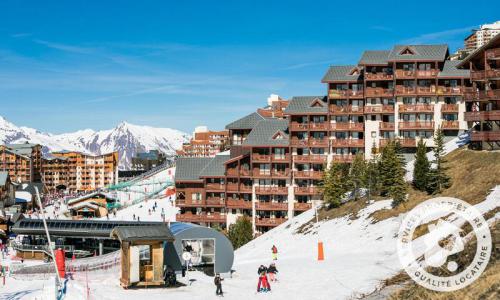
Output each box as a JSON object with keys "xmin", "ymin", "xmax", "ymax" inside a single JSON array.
[
  {"xmin": 257, "ymin": 270, "xmax": 271, "ymax": 292},
  {"xmin": 163, "ymin": 265, "xmax": 176, "ymax": 287},
  {"xmin": 267, "ymin": 263, "xmax": 278, "ymax": 282},
  {"xmin": 257, "ymin": 264, "xmax": 267, "ymax": 275},
  {"xmin": 214, "ymin": 273, "xmax": 224, "ymax": 296},
  {"xmin": 271, "ymin": 245, "xmax": 278, "ymax": 260}
]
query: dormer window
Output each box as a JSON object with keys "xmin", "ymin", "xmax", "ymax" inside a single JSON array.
[
  {"xmin": 400, "ymin": 47, "xmax": 415, "ymax": 55},
  {"xmin": 310, "ymin": 98, "xmax": 324, "ymax": 108}
]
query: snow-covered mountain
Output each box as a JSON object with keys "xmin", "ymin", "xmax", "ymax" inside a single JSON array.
[{"xmin": 0, "ymin": 116, "xmax": 190, "ymax": 170}]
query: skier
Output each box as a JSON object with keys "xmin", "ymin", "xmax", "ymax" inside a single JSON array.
[
  {"xmin": 214, "ymin": 273, "xmax": 224, "ymax": 296},
  {"xmin": 257, "ymin": 270, "xmax": 271, "ymax": 293},
  {"xmin": 271, "ymin": 245, "xmax": 278, "ymax": 260},
  {"xmin": 257, "ymin": 264, "xmax": 267, "ymax": 275},
  {"xmin": 267, "ymin": 263, "xmax": 278, "ymax": 282},
  {"xmin": 133, "ymin": 214, "xmax": 136, "ymax": 220}
]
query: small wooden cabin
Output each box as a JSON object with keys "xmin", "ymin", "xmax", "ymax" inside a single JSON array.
[{"xmin": 110, "ymin": 225, "xmax": 175, "ymax": 288}]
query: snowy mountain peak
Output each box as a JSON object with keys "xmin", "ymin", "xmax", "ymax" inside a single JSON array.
[{"xmin": 0, "ymin": 115, "xmax": 190, "ymax": 170}]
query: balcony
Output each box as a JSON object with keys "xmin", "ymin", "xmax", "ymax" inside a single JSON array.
[
  {"xmin": 399, "ymin": 121, "xmax": 435, "ymax": 130},
  {"xmin": 176, "ymin": 213, "xmax": 226, "ymax": 223},
  {"xmin": 330, "ymin": 122, "xmax": 364, "ymax": 131},
  {"xmin": 255, "ymin": 202, "xmax": 289, "ymax": 210},
  {"xmin": 364, "ymin": 72, "xmax": 393, "ymax": 81},
  {"xmin": 441, "ymin": 104, "xmax": 459, "ymax": 112},
  {"xmin": 294, "ymin": 202, "xmax": 313, "ymax": 211},
  {"xmin": 240, "ymin": 169, "xmax": 252, "ymax": 177},
  {"xmin": 395, "ymin": 69, "xmax": 415, "ymax": 79},
  {"xmin": 175, "ymin": 199, "xmax": 203, "ymax": 207},
  {"xmin": 399, "ymin": 104, "xmax": 434, "ymax": 113},
  {"xmin": 294, "ymin": 170, "xmax": 324, "ymax": 179},
  {"xmin": 437, "ymin": 86, "xmax": 463, "ymax": 95},
  {"xmin": 485, "ymin": 48, "xmax": 500, "ymax": 60},
  {"xmin": 294, "ymin": 186, "xmax": 320, "ymax": 195},
  {"xmin": 464, "ymin": 110, "xmax": 500, "ymax": 121},
  {"xmin": 290, "ymin": 122, "xmax": 309, "ymax": 131},
  {"xmin": 252, "ymin": 154, "xmax": 271, "ymax": 162},
  {"xmin": 395, "ymin": 86, "xmax": 417, "ymax": 95},
  {"xmin": 416, "ymin": 86, "xmax": 437, "ymax": 95},
  {"xmin": 328, "ymin": 89, "xmax": 364, "ymax": 99},
  {"xmin": 471, "ymin": 69, "xmax": 500, "ymax": 81},
  {"xmin": 332, "ymin": 139, "xmax": 365, "ymax": 147},
  {"xmin": 226, "ymin": 183, "xmax": 239, "ymax": 192},
  {"xmin": 400, "ymin": 138, "xmax": 417, "ymax": 147},
  {"xmin": 416, "ymin": 69, "xmax": 438, "ymax": 78},
  {"xmin": 255, "ymin": 186, "xmax": 288, "ymax": 194},
  {"xmin": 309, "ymin": 122, "xmax": 330, "ymax": 131},
  {"xmin": 364, "ymin": 87, "xmax": 394, "ymax": 98},
  {"xmin": 470, "ymin": 131, "xmax": 500, "ymax": 142},
  {"xmin": 290, "ymin": 138, "xmax": 308, "ymax": 147},
  {"xmin": 364, "ymin": 105, "xmax": 395, "ymax": 114},
  {"xmin": 206, "ymin": 197, "xmax": 225, "ymax": 207},
  {"xmin": 252, "ymin": 169, "xmax": 271, "ymax": 178},
  {"xmin": 206, "ymin": 183, "xmax": 224, "ymax": 191},
  {"xmin": 477, "ymin": 89, "xmax": 500, "ymax": 101},
  {"xmin": 379, "ymin": 122, "xmax": 395, "ymax": 131},
  {"xmin": 332, "ymin": 155, "xmax": 354, "ymax": 163},
  {"xmin": 226, "ymin": 199, "xmax": 252, "ymax": 209},
  {"xmin": 226, "ymin": 168, "xmax": 239, "ymax": 177},
  {"xmin": 240, "ymin": 185, "xmax": 252, "ymax": 193},
  {"xmin": 272, "ymin": 154, "xmax": 290, "ymax": 162},
  {"xmin": 271, "ymin": 169, "xmax": 291, "ymax": 177},
  {"xmin": 293, "ymin": 154, "xmax": 327, "ymax": 163},
  {"xmin": 309, "ymin": 138, "xmax": 329, "ymax": 147},
  {"xmin": 441, "ymin": 120, "xmax": 459, "ymax": 130},
  {"xmin": 330, "ymin": 105, "xmax": 364, "ymax": 114},
  {"xmin": 255, "ymin": 217, "xmax": 287, "ymax": 227}
]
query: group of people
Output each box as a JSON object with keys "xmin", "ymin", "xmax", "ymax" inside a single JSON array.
[{"xmin": 257, "ymin": 245, "xmax": 279, "ymax": 293}]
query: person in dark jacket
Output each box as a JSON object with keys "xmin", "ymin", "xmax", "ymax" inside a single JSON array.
[
  {"xmin": 267, "ymin": 263, "xmax": 278, "ymax": 282},
  {"xmin": 214, "ymin": 273, "xmax": 223, "ymax": 296},
  {"xmin": 257, "ymin": 264, "xmax": 267, "ymax": 275},
  {"xmin": 163, "ymin": 265, "xmax": 176, "ymax": 287}
]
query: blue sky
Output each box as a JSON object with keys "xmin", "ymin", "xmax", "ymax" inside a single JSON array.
[{"xmin": 0, "ymin": 0, "xmax": 496, "ymax": 133}]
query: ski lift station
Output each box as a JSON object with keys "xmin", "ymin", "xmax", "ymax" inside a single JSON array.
[{"xmin": 11, "ymin": 219, "xmax": 234, "ymax": 276}]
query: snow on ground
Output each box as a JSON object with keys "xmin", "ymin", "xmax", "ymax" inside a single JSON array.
[{"xmin": 98, "ymin": 195, "xmax": 178, "ymax": 222}]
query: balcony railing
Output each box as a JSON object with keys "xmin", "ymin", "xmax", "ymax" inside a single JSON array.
[
  {"xmin": 255, "ymin": 217, "xmax": 287, "ymax": 227},
  {"xmin": 176, "ymin": 213, "xmax": 226, "ymax": 223},
  {"xmin": 399, "ymin": 121, "xmax": 435, "ymax": 130},
  {"xmin": 485, "ymin": 48, "xmax": 500, "ymax": 60},
  {"xmin": 477, "ymin": 89, "xmax": 500, "ymax": 100},
  {"xmin": 395, "ymin": 86, "xmax": 417, "ymax": 95},
  {"xmin": 240, "ymin": 185, "xmax": 252, "ymax": 192},
  {"xmin": 364, "ymin": 87, "xmax": 394, "ymax": 97},
  {"xmin": 294, "ymin": 186, "xmax": 320, "ymax": 195},
  {"xmin": 437, "ymin": 86, "xmax": 463, "ymax": 95},
  {"xmin": 464, "ymin": 110, "xmax": 500, "ymax": 121},
  {"xmin": 272, "ymin": 154, "xmax": 290, "ymax": 162},
  {"xmin": 470, "ymin": 131, "xmax": 500, "ymax": 142},
  {"xmin": 399, "ymin": 104, "xmax": 434, "ymax": 112},
  {"xmin": 252, "ymin": 154, "xmax": 271, "ymax": 162},
  {"xmin": 309, "ymin": 122, "xmax": 330, "ymax": 131},
  {"xmin": 206, "ymin": 197, "xmax": 225, "ymax": 206},
  {"xmin": 293, "ymin": 154, "xmax": 327, "ymax": 163},
  {"xmin": 240, "ymin": 169, "xmax": 252, "ymax": 177},
  {"xmin": 290, "ymin": 138, "xmax": 308, "ymax": 147},
  {"xmin": 380, "ymin": 138, "xmax": 418, "ymax": 148},
  {"xmin": 441, "ymin": 104, "xmax": 459, "ymax": 112},
  {"xmin": 328, "ymin": 89, "xmax": 364, "ymax": 99},
  {"xmin": 364, "ymin": 72, "xmax": 393, "ymax": 81},
  {"xmin": 226, "ymin": 168, "xmax": 239, "ymax": 176},
  {"xmin": 416, "ymin": 69, "xmax": 438, "ymax": 78},
  {"xmin": 175, "ymin": 199, "xmax": 203, "ymax": 207},
  {"xmin": 255, "ymin": 202, "xmax": 289, "ymax": 210},
  {"xmin": 416, "ymin": 86, "xmax": 437, "ymax": 95},
  {"xmin": 471, "ymin": 69, "xmax": 500, "ymax": 80},
  {"xmin": 271, "ymin": 169, "xmax": 291, "ymax": 177},
  {"xmin": 395, "ymin": 69, "xmax": 415, "ymax": 78},
  {"xmin": 332, "ymin": 155, "xmax": 354, "ymax": 163},
  {"xmin": 330, "ymin": 105, "xmax": 364, "ymax": 114},
  {"xmin": 294, "ymin": 202, "xmax": 312, "ymax": 211},
  {"xmin": 441, "ymin": 120, "xmax": 459, "ymax": 129},
  {"xmin": 332, "ymin": 139, "xmax": 365, "ymax": 147},
  {"xmin": 294, "ymin": 170, "xmax": 324, "ymax": 179},
  {"xmin": 309, "ymin": 138, "xmax": 329, "ymax": 147},
  {"xmin": 255, "ymin": 186, "xmax": 288, "ymax": 194},
  {"xmin": 289, "ymin": 122, "xmax": 309, "ymax": 131},
  {"xmin": 206, "ymin": 183, "xmax": 224, "ymax": 190},
  {"xmin": 330, "ymin": 122, "xmax": 364, "ymax": 131},
  {"xmin": 363, "ymin": 105, "xmax": 394, "ymax": 114},
  {"xmin": 226, "ymin": 183, "xmax": 239, "ymax": 192},
  {"xmin": 379, "ymin": 122, "xmax": 395, "ymax": 130},
  {"xmin": 226, "ymin": 199, "xmax": 252, "ymax": 209}
]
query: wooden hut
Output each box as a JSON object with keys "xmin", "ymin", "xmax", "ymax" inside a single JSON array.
[{"xmin": 110, "ymin": 225, "xmax": 175, "ymax": 288}]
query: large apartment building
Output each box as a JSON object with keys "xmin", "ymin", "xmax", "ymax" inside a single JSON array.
[
  {"xmin": 42, "ymin": 151, "xmax": 119, "ymax": 193},
  {"xmin": 458, "ymin": 33, "xmax": 500, "ymax": 150},
  {"xmin": 464, "ymin": 21, "xmax": 500, "ymax": 53},
  {"xmin": 177, "ymin": 126, "xmax": 229, "ymax": 157},
  {"xmin": 175, "ymin": 44, "xmax": 471, "ymax": 234},
  {"xmin": 0, "ymin": 143, "xmax": 43, "ymax": 183}
]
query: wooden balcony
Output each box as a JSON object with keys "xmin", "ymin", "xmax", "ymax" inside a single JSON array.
[
  {"xmin": 206, "ymin": 183, "xmax": 224, "ymax": 191},
  {"xmin": 364, "ymin": 105, "xmax": 394, "ymax": 114},
  {"xmin": 441, "ymin": 120, "xmax": 459, "ymax": 130},
  {"xmin": 206, "ymin": 197, "xmax": 225, "ymax": 207},
  {"xmin": 328, "ymin": 89, "xmax": 364, "ymax": 99},
  {"xmin": 395, "ymin": 86, "xmax": 417, "ymax": 95},
  {"xmin": 471, "ymin": 69, "xmax": 500, "ymax": 81},
  {"xmin": 364, "ymin": 87, "xmax": 394, "ymax": 97},
  {"xmin": 294, "ymin": 186, "xmax": 320, "ymax": 195},
  {"xmin": 485, "ymin": 48, "xmax": 500, "ymax": 60},
  {"xmin": 464, "ymin": 110, "xmax": 500, "ymax": 121},
  {"xmin": 441, "ymin": 104, "xmax": 459, "ymax": 112},
  {"xmin": 332, "ymin": 139, "xmax": 365, "ymax": 147},
  {"xmin": 271, "ymin": 169, "xmax": 291, "ymax": 177},
  {"xmin": 290, "ymin": 122, "xmax": 309, "ymax": 131},
  {"xmin": 332, "ymin": 155, "xmax": 354, "ymax": 163},
  {"xmin": 395, "ymin": 69, "xmax": 415, "ymax": 79},
  {"xmin": 226, "ymin": 168, "xmax": 239, "ymax": 177},
  {"xmin": 255, "ymin": 202, "xmax": 289, "ymax": 210},
  {"xmin": 226, "ymin": 199, "xmax": 252, "ymax": 209},
  {"xmin": 255, "ymin": 217, "xmax": 287, "ymax": 227},
  {"xmin": 252, "ymin": 169, "xmax": 271, "ymax": 178},
  {"xmin": 399, "ymin": 121, "xmax": 435, "ymax": 130},
  {"xmin": 226, "ymin": 183, "xmax": 239, "ymax": 192},
  {"xmin": 252, "ymin": 154, "xmax": 271, "ymax": 162},
  {"xmin": 255, "ymin": 186, "xmax": 288, "ymax": 194},
  {"xmin": 293, "ymin": 154, "xmax": 327, "ymax": 163},
  {"xmin": 309, "ymin": 138, "xmax": 329, "ymax": 147},
  {"xmin": 416, "ymin": 86, "xmax": 437, "ymax": 95},
  {"xmin": 330, "ymin": 122, "xmax": 364, "ymax": 131},
  {"xmin": 477, "ymin": 89, "xmax": 500, "ymax": 101},
  {"xmin": 309, "ymin": 122, "xmax": 330, "ymax": 131},
  {"xmin": 399, "ymin": 104, "xmax": 434, "ymax": 112},
  {"xmin": 380, "ymin": 138, "xmax": 417, "ymax": 148},
  {"xmin": 176, "ymin": 213, "xmax": 226, "ymax": 223},
  {"xmin": 175, "ymin": 199, "xmax": 203, "ymax": 207},
  {"xmin": 463, "ymin": 87, "xmax": 478, "ymax": 100},
  {"xmin": 239, "ymin": 185, "xmax": 253, "ymax": 193},
  {"xmin": 293, "ymin": 170, "xmax": 324, "ymax": 179},
  {"xmin": 379, "ymin": 122, "xmax": 395, "ymax": 131},
  {"xmin": 416, "ymin": 69, "xmax": 438, "ymax": 78},
  {"xmin": 437, "ymin": 86, "xmax": 463, "ymax": 95},
  {"xmin": 240, "ymin": 169, "xmax": 252, "ymax": 177},
  {"xmin": 272, "ymin": 154, "xmax": 291, "ymax": 162},
  {"xmin": 364, "ymin": 72, "xmax": 393, "ymax": 81},
  {"xmin": 290, "ymin": 138, "xmax": 308, "ymax": 147},
  {"xmin": 330, "ymin": 105, "xmax": 365, "ymax": 114},
  {"xmin": 470, "ymin": 131, "xmax": 500, "ymax": 142},
  {"xmin": 294, "ymin": 202, "xmax": 312, "ymax": 211}
]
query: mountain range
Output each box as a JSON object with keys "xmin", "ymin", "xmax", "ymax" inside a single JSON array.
[{"xmin": 0, "ymin": 116, "xmax": 190, "ymax": 170}]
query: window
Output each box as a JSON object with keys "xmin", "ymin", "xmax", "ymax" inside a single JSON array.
[
  {"xmin": 192, "ymin": 193, "xmax": 201, "ymax": 201},
  {"xmin": 259, "ymin": 164, "xmax": 270, "ymax": 175},
  {"xmin": 371, "ymin": 131, "xmax": 377, "ymax": 138},
  {"xmin": 371, "ymin": 115, "xmax": 376, "ymax": 121}
]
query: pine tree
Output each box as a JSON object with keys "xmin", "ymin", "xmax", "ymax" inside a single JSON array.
[
  {"xmin": 366, "ymin": 155, "xmax": 380, "ymax": 199},
  {"xmin": 426, "ymin": 128, "xmax": 451, "ymax": 194},
  {"xmin": 379, "ymin": 141, "xmax": 398, "ymax": 196},
  {"xmin": 321, "ymin": 162, "xmax": 349, "ymax": 208},
  {"xmin": 413, "ymin": 139, "xmax": 430, "ymax": 191},
  {"xmin": 349, "ymin": 153, "xmax": 367, "ymax": 201},
  {"xmin": 227, "ymin": 216, "xmax": 253, "ymax": 249}
]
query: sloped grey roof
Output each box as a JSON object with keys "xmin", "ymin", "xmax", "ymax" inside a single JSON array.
[
  {"xmin": 175, "ymin": 157, "xmax": 212, "ymax": 181},
  {"xmin": 438, "ymin": 60, "xmax": 470, "ymax": 78},
  {"xmin": 225, "ymin": 112, "xmax": 265, "ymax": 130},
  {"xmin": 0, "ymin": 171, "xmax": 9, "ymax": 186},
  {"xmin": 111, "ymin": 225, "xmax": 174, "ymax": 242},
  {"xmin": 358, "ymin": 50, "xmax": 390, "ymax": 65},
  {"xmin": 322, "ymin": 65, "xmax": 362, "ymax": 82},
  {"xmin": 388, "ymin": 45, "xmax": 448, "ymax": 61},
  {"xmin": 199, "ymin": 154, "xmax": 230, "ymax": 177},
  {"xmin": 284, "ymin": 96, "xmax": 328, "ymax": 114},
  {"xmin": 242, "ymin": 119, "xmax": 289, "ymax": 146}
]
